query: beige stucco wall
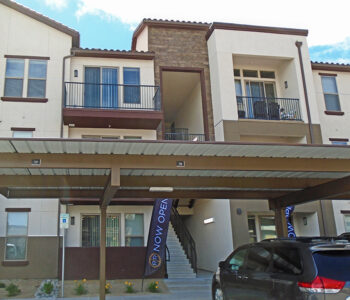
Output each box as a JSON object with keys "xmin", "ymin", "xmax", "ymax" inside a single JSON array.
[
  {"xmin": 207, "ymin": 29, "xmax": 320, "ymax": 140},
  {"xmin": 0, "ymin": 196, "xmax": 59, "ymax": 237},
  {"xmin": 313, "ymin": 70, "xmax": 350, "ymax": 143},
  {"xmin": 332, "ymin": 200, "xmax": 350, "ymax": 235},
  {"xmin": 65, "ymin": 205, "xmax": 153, "ymax": 247},
  {"xmin": 229, "ymin": 199, "xmax": 323, "ymax": 248},
  {"xmin": 174, "ymin": 82, "xmax": 204, "ymax": 134},
  {"xmin": 0, "ymin": 4, "xmax": 72, "ymax": 138},
  {"xmin": 67, "ymin": 127, "xmax": 157, "ymax": 140},
  {"xmin": 135, "ymin": 26, "xmax": 148, "ymax": 52},
  {"xmin": 184, "ymin": 199, "xmax": 234, "ymax": 272}
]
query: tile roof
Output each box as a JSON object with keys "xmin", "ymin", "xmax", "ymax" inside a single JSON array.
[
  {"xmin": 0, "ymin": 0, "xmax": 80, "ymax": 47},
  {"xmin": 71, "ymin": 47, "xmax": 155, "ymax": 60},
  {"xmin": 311, "ymin": 61, "xmax": 350, "ymax": 72}
]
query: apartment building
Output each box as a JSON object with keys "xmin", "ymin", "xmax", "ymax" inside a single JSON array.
[{"xmin": 0, "ymin": 0, "xmax": 349, "ymax": 281}]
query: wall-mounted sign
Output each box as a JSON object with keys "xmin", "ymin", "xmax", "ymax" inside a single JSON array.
[{"xmin": 60, "ymin": 213, "xmax": 70, "ymax": 229}]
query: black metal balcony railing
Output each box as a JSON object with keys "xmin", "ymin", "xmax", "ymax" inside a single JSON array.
[
  {"xmin": 64, "ymin": 82, "xmax": 161, "ymax": 111},
  {"xmin": 164, "ymin": 132, "xmax": 206, "ymax": 142},
  {"xmin": 237, "ymin": 96, "xmax": 302, "ymax": 121}
]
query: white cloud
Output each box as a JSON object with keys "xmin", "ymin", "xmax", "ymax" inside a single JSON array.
[
  {"xmin": 44, "ymin": 0, "xmax": 68, "ymax": 10},
  {"xmin": 73, "ymin": 0, "xmax": 350, "ymax": 46},
  {"xmin": 310, "ymin": 37, "xmax": 350, "ymax": 64}
]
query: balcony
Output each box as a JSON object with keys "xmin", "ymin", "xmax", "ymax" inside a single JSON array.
[
  {"xmin": 63, "ymin": 82, "xmax": 163, "ymax": 130},
  {"xmin": 237, "ymin": 96, "xmax": 302, "ymax": 121},
  {"xmin": 164, "ymin": 128, "xmax": 206, "ymax": 142}
]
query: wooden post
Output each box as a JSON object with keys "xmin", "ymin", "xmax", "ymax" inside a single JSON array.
[
  {"xmin": 274, "ymin": 207, "xmax": 288, "ymax": 238},
  {"xmin": 99, "ymin": 205, "xmax": 107, "ymax": 300}
]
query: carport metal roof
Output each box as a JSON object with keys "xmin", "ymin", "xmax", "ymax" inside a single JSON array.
[{"xmin": 1, "ymin": 138, "xmax": 350, "ymax": 208}]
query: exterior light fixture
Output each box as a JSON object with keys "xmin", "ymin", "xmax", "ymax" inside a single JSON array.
[
  {"xmin": 68, "ymin": 123, "xmax": 75, "ymax": 127},
  {"xmin": 74, "ymin": 70, "xmax": 78, "ymax": 77},
  {"xmin": 284, "ymin": 81, "xmax": 288, "ymax": 89},
  {"xmin": 176, "ymin": 161, "xmax": 185, "ymax": 168},
  {"xmin": 149, "ymin": 187, "xmax": 174, "ymax": 192},
  {"xmin": 31, "ymin": 159, "xmax": 41, "ymax": 166},
  {"xmin": 204, "ymin": 217, "xmax": 215, "ymax": 224}
]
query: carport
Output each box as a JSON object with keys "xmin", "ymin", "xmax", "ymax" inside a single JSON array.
[{"xmin": 1, "ymin": 138, "xmax": 350, "ymax": 299}]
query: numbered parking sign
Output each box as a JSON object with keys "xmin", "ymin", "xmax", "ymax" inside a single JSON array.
[{"xmin": 60, "ymin": 213, "xmax": 70, "ymax": 229}]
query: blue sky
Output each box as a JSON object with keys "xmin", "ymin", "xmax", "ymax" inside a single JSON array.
[{"xmin": 14, "ymin": 0, "xmax": 350, "ymax": 63}]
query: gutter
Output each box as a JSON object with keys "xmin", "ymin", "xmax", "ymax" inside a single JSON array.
[
  {"xmin": 60, "ymin": 53, "xmax": 74, "ymax": 138},
  {"xmin": 295, "ymin": 41, "xmax": 314, "ymax": 144}
]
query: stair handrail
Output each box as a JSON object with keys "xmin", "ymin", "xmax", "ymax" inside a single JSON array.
[{"xmin": 170, "ymin": 206, "xmax": 197, "ymax": 273}]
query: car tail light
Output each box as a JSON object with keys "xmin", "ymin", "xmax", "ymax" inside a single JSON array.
[{"xmin": 298, "ymin": 276, "xmax": 345, "ymax": 294}]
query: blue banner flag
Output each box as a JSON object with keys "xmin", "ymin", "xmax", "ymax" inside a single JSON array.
[
  {"xmin": 143, "ymin": 198, "xmax": 173, "ymax": 277},
  {"xmin": 285, "ymin": 206, "xmax": 296, "ymax": 238}
]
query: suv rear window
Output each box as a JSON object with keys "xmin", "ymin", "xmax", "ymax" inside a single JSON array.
[
  {"xmin": 313, "ymin": 251, "xmax": 350, "ymax": 281},
  {"xmin": 272, "ymin": 247, "xmax": 302, "ymax": 275}
]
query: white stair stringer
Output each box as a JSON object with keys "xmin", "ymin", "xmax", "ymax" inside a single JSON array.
[{"xmin": 166, "ymin": 223, "xmax": 196, "ymax": 279}]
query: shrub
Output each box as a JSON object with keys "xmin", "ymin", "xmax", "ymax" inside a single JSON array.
[
  {"xmin": 5, "ymin": 283, "xmax": 21, "ymax": 297},
  {"xmin": 42, "ymin": 281, "xmax": 54, "ymax": 295},
  {"xmin": 105, "ymin": 282, "xmax": 112, "ymax": 294},
  {"xmin": 0, "ymin": 282, "xmax": 6, "ymax": 288},
  {"xmin": 74, "ymin": 279, "xmax": 88, "ymax": 295},
  {"xmin": 148, "ymin": 281, "xmax": 160, "ymax": 293},
  {"xmin": 124, "ymin": 281, "xmax": 134, "ymax": 293}
]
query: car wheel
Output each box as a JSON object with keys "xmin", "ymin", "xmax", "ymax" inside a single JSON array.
[{"xmin": 213, "ymin": 285, "xmax": 224, "ymax": 300}]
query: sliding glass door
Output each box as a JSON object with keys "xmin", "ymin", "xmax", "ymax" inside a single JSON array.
[{"xmin": 84, "ymin": 67, "xmax": 118, "ymax": 108}]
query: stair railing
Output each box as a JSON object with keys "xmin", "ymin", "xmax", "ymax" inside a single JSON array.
[
  {"xmin": 164, "ymin": 244, "xmax": 170, "ymax": 278},
  {"xmin": 170, "ymin": 207, "xmax": 198, "ymax": 273}
]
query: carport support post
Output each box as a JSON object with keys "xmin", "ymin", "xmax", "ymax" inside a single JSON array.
[
  {"xmin": 274, "ymin": 207, "xmax": 288, "ymax": 238},
  {"xmin": 99, "ymin": 204, "xmax": 107, "ymax": 300}
]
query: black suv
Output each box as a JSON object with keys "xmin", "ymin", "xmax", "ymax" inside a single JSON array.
[{"xmin": 212, "ymin": 237, "xmax": 350, "ymax": 300}]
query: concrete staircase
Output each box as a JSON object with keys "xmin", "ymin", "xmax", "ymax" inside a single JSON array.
[{"xmin": 166, "ymin": 223, "xmax": 196, "ymax": 279}]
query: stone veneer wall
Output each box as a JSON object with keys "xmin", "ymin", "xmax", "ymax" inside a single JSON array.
[{"xmin": 148, "ymin": 26, "xmax": 215, "ymax": 139}]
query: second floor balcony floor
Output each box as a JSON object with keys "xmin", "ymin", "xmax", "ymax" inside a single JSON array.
[{"xmin": 63, "ymin": 81, "xmax": 162, "ymax": 130}]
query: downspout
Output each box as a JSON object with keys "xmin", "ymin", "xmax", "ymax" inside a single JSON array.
[
  {"xmin": 60, "ymin": 53, "xmax": 75, "ymax": 138},
  {"xmin": 295, "ymin": 41, "xmax": 314, "ymax": 144}
]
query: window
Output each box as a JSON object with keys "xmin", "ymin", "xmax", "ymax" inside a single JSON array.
[
  {"xmin": 243, "ymin": 70, "xmax": 258, "ymax": 78},
  {"xmin": 82, "ymin": 215, "xmax": 100, "ymax": 247},
  {"xmin": 4, "ymin": 59, "xmax": 47, "ymax": 98},
  {"xmin": 234, "ymin": 69, "xmax": 241, "ymax": 77},
  {"xmin": 123, "ymin": 68, "xmax": 140, "ymax": 104},
  {"xmin": 125, "ymin": 214, "xmax": 144, "ymax": 246},
  {"xmin": 247, "ymin": 215, "xmax": 277, "ymax": 241},
  {"xmin": 260, "ymin": 71, "xmax": 275, "ymax": 79},
  {"xmin": 84, "ymin": 67, "xmax": 118, "ymax": 108},
  {"xmin": 246, "ymin": 246, "xmax": 271, "ymax": 272},
  {"xmin": 272, "ymin": 247, "xmax": 302, "ymax": 275},
  {"xmin": 28, "ymin": 60, "xmax": 47, "ymax": 98},
  {"xmin": 123, "ymin": 136, "xmax": 142, "ymax": 140},
  {"xmin": 344, "ymin": 215, "xmax": 350, "ymax": 232},
  {"xmin": 12, "ymin": 131, "xmax": 33, "ymax": 138},
  {"xmin": 82, "ymin": 135, "xmax": 120, "ymax": 140},
  {"xmin": 228, "ymin": 248, "xmax": 248, "ymax": 271},
  {"xmin": 248, "ymin": 216, "xmax": 257, "ymax": 243},
  {"xmin": 81, "ymin": 215, "xmax": 121, "ymax": 247},
  {"xmin": 331, "ymin": 140, "xmax": 348, "ymax": 146},
  {"xmin": 4, "ymin": 59, "xmax": 24, "ymax": 97},
  {"xmin": 321, "ymin": 76, "xmax": 340, "ymax": 111},
  {"xmin": 260, "ymin": 217, "xmax": 277, "ymax": 240},
  {"xmin": 6, "ymin": 212, "xmax": 28, "ymax": 260}
]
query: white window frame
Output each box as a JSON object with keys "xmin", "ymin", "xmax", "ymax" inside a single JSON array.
[
  {"xmin": 124, "ymin": 213, "xmax": 144, "ymax": 247},
  {"xmin": 321, "ymin": 75, "xmax": 341, "ymax": 111},
  {"xmin": 5, "ymin": 212, "xmax": 29, "ymax": 261},
  {"xmin": 4, "ymin": 58, "xmax": 47, "ymax": 98}
]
